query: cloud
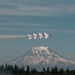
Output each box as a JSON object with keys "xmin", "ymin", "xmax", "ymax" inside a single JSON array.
[
  {"xmin": 0, "ymin": 0, "xmax": 75, "ymax": 16},
  {"xmin": 0, "ymin": 27, "xmax": 30, "ymax": 31},
  {"xmin": 0, "ymin": 46, "xmax": 29, "ymax": 49},
  {"xmin": 0, "ymin": 27, "xmax": 75, "ymax": 34},
  {"xmin": 63, "ymin": 30, "xmax": 75, "ymax": 33},
  {"xmin": 47, "ymin": 29, "xmax": 75, "ymax": 34},
  {"xmin": 0, "ymin": 22, "xmax": 58, "ymax": 27},
  {"xmin": 27, "ymin": 28, "xmax": 75, "ymax": 34}
]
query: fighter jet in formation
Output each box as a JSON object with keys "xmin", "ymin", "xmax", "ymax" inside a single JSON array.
[{"xmin": 26, "ymin": 32, "xmax": 51, "ymax": 40}]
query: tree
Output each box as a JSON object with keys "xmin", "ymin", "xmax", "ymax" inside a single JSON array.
[
  {"xmin": 54, "ymin": 66, "xmax": 58, "ymax": 74},
  {"xmin": 0, "ymin": 65, "xmax": 4, "ymax": 73},
  {"xmin": 19, "ymin": 66, "xmax": 25, "ymax": 75},
  {"xmin": 26, "ymin": 65, "xmax": 30, "ymax": 75},
  {"xmin": 51, "ymin": 67, "xmax": 54, "ymax": 74},
  {"xmin": 31, "ymin": 67, "xmax": 37, "ymax": 74},
  {"xmin": 59, "ymin": 68, "xmax": 64, "ymax": 75},
  {"xmin": 13, "ymin": 65, "xmax": 19, "ymax": 74},
  {"xmin": 46, "ymin": 67, "xmax": 50, "ymax": 73},
  {"xmin": 66, "ymin": 68, "xmax": 70, "ymax": 75},
  {"xmin": 42, "ymin": 68, "xmax": 46, "ymax": 73}
]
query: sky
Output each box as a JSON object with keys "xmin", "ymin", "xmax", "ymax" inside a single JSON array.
[{"xmin": 0, "ymin": 0, "xmax": 75, "ymax": 65}]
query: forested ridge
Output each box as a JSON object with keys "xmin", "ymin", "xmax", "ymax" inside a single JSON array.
[{"xmin": 0, "ymin": 64, "xmax": 75, "ymax": 75}]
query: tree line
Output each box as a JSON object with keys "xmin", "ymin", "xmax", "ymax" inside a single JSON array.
[{"xmin": 0, "ymin": 64, "xmax": 75, "ymax": 75}]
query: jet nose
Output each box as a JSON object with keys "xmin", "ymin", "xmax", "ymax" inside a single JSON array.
[{"xmin": 49, "ymin": 34, "xmax": 51, "ymax": 36}]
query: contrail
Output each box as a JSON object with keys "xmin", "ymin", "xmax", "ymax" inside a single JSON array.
[{"xmin": 0, "ymin": 35, "xmax": 26, "ymax": 39}]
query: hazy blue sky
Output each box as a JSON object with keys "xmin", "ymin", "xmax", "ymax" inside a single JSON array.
[{"xmin": 0, "ymin": 0, "xmax": 75, "ymax": 65}]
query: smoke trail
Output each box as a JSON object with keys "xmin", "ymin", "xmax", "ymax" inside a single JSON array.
[{"xmin": 0, "ymin": 35, "xmax": 26, "ymax": 39}]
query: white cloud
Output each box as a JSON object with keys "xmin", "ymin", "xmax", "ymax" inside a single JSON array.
[
  {"xmin": 47, "ymin": 29, "xmax": 75, "ymax": 34},
  {"xmin": 0, "ymin": 46, "xmax": 29, "ymax": 49},
  {"xmin": 63, "ymin": 30, "xmax": 75, "ymax": 33},
  {"xmin": 29, "ymin": 28, "xmax": 75, "ymax": 34},
  {"xmin": 0, "ymin": 0, "xmax": 75, "ymax": 16},
  {"xmin": 0, "ymin": 21, "xmax": 59, "ymax": 26},
  {"xmin": 0, "ymin": 27, "xmax": 29, "ymax": 31}
]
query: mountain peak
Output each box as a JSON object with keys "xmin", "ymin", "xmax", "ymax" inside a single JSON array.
[
  {"xmin": 32, "ymin": 46, "xmax": 49, "ymax": 51},
  {"xmin": 32, "ymin": 46, "xmax": 49, "ymax": 55}
]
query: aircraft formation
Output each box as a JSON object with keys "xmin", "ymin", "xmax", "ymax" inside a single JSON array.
[{"xmin": 26, "ymin": 32, "xmax": 51, "ymax": 40}]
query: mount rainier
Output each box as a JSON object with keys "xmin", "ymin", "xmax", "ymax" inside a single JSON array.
[{"xmin": 8, "ymin": 46, "xmax": 75, "ymax": 69}]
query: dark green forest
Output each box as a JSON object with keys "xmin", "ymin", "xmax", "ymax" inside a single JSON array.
[{"xmin": 0, "ymin": 64, "xmax": 75, "ymax": 75}]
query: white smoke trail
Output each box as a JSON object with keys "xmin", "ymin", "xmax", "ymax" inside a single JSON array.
[{"xmin": 0, "ymin": 35, "xmax": 26, "ymax": 39}]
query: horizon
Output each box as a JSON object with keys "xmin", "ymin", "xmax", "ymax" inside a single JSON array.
[{"xmin": 0, "ymin": 0, "xmax": 75, "ymax": 65}]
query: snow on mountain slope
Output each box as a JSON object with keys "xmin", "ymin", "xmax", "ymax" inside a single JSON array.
[{"xmin": 8, "ymin": 46, "xmax": 75, "ymax": 68}]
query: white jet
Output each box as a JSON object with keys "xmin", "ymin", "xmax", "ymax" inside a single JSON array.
[
  {"xmin": 38, "ymin": 33, "xmax": 43, "ymax": 39},
  {"xmin": 43, "ymin": 32, "xmax": 49, "ymax": 39},
  {"xmin": 33, "ymin": 33, "xmax": 37, "ymax": 39},
  {"xmin": 26, "ymin": 34, "xmax": 32, "ymax": 40}
]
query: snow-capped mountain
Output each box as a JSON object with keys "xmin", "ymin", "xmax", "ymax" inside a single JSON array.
[{"xmin": 8, "ymin": 46, "xmax": 75, "ymax": 69}]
